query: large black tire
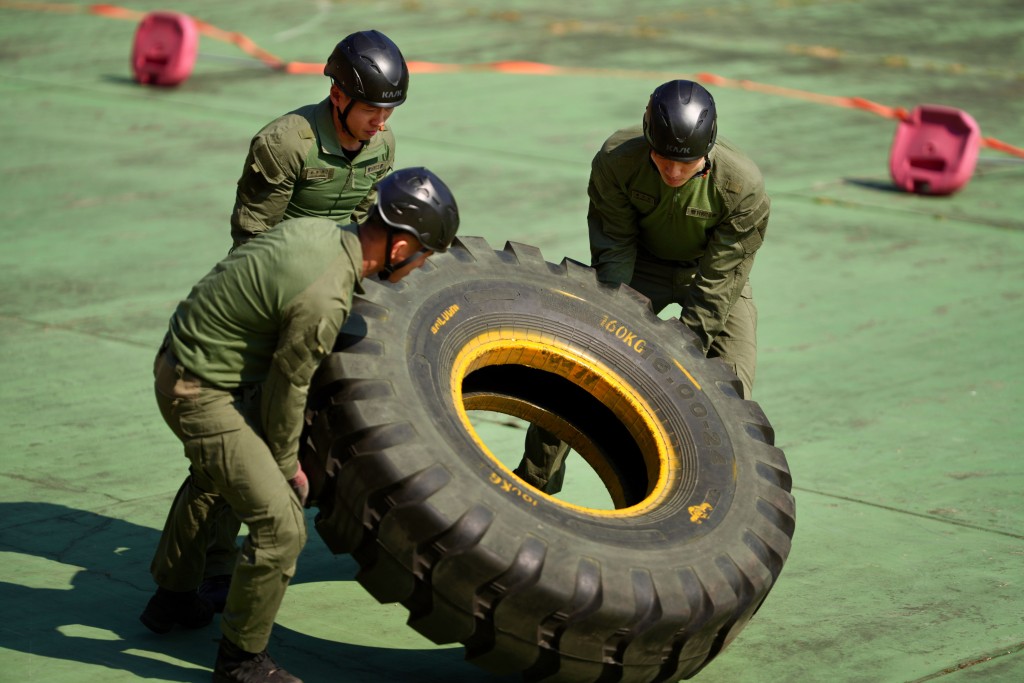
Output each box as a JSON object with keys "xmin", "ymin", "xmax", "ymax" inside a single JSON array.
[{"xmin": 300, "ymin": 237, "xmax": 795, "ymax": 682}]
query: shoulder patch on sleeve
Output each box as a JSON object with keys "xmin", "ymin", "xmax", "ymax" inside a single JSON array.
[{"xmin": 250, "ymin": 136, "xmax": 287, "ymax": 185}]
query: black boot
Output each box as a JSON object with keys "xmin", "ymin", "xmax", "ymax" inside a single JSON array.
[
  {"xmin": 140, "ymin": 587, "xmax": 214, "ymax": 634},
  {"xmin": 212, "ymin": 637, "xmax": 302, "ymax": 683},
  {"xmin": 198, "ymin": 574, "xmax": 232, "ymax": 613}
]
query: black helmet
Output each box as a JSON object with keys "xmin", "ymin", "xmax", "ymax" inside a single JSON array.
[
  {"xmin": 643, "ymin": 80, "xmax": 717, "ymax": 162},
  {"xmin": 375, "ymin": 167, "xmax": 460, "ymax": 253},
  {"xmin": 324, "ymin": 30, "xmax": 409, "ymax": 108}
]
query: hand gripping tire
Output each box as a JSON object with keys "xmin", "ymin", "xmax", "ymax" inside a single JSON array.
[{"xmin": 300, "ymin": 237, "xmax": 795, "ymax": 682}]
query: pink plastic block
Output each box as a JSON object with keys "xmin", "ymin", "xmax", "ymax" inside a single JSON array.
[
  {"xmin": 131, "ymin": 12, "xmax": 198, "ymax": 87},
  {"xmin": 889, "ymin": 105, "xmax": 981, "ymax": 195}
]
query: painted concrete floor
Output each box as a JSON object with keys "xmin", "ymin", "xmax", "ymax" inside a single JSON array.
[{"xmin": 1, "ymin": 1, "xmax": 1022, "ymax": 682}]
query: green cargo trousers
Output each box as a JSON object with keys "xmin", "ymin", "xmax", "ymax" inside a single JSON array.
[
  {"xmin": 515, "ymin": 258, "xmax": 758, "ymax": 494},
  {"xmin": 151, "ymin": 351, "xmax": 307, "ymax": 652}
]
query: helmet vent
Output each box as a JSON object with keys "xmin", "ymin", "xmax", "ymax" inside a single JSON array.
[{"xmin": 359, "ymin": 54, "xmax": 384, "ymax": 76}]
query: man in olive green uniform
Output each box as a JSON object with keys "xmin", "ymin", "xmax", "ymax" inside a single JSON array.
[
  {"xmin": 230, "ymin": 30, "xmax": 409, "ymax": 248},
  {"xmin": 515, "ymin": 79, "xmax": 770, "ymax": 493},
  {"xmin": 140, "ymin": 168, "xmax": 460, "ymax": 683},
  {"xmin": 202, "ymin": 30, "xmax": 411, "ymax": 612}
]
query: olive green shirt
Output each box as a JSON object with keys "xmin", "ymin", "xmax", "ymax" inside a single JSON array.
[
  {"xmin": 588, "ymin": 127, "xmax": 771, "ymax": 350},
  {"xmin": 168, "ymin": 218, "xmax": 364, "ymax": 477},
  {"xmin": 230, "ymin": 98, "xmax": 395, "ymax": 248}
]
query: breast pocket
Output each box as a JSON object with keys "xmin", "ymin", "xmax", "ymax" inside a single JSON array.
[
  {"xmin": 629, "ymin": 189, "xmax": 657, "ymax": 216},
  {"xmin": 354, "ymin": 160, "xmax": 388, "ymax": 196}
]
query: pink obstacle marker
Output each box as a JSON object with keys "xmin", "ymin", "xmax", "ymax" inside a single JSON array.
[
  {"xmin": 889, "ymin": 105, "xmax": 981, "ymax": 195},
  {"xmin": 131, "ymin": 12, "xmax": 199, "ymax": 87}
]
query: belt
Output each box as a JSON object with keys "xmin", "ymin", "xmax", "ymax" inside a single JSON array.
[
  {"xmin": 162, "ymin": 349, "xmax": 259, "ymax": 400},
  {"xmin": 156, "ymin": 336, "xmax": 257, "ymax": 398}
]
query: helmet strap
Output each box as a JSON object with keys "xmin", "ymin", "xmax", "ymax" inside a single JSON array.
[
  {"xmin": 695, "ymin": 156, "xmax": 712, "ymax": 178},
  {"xmin": 387, "ymin": 249, "xmax": 428, "ymax": 275},
  {"xmin": 335, "ymin": 100, "xmax": 357, "ymax": 138},
  {"xmin": 376, "ymin": 228, "xmax": 428, "ymax": 280},
  {"xmin": 376, "ymin": 227, "xmax": 396, "ymax": 280}
]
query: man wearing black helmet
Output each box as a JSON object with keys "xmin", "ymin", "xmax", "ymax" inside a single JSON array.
[
  {"xmin": 229, "ymin": 29, "xmax": 409, "ymax": 249},
  {"xmin": 199, "ymin": 29, "xmax": 409, "ymax": 610},
  {"xmin": 140, "ymin": 168, "xmax": 459, "ymax": 683},
  {"xmin": 516, "ymin": 79, "xmax": 770, "ymax": 494}
]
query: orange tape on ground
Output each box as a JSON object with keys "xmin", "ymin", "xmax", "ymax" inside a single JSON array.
[
  {"xmin": 189, "ymin": 18, "xmax": 286, "ymax": 69},
  {"xmin": 88, "ymin": 3, "xmax": 141, "ymax": 20},
  {"xmin": 1, "ymin": 1, "xmax": 1021, "ymax": 158}
]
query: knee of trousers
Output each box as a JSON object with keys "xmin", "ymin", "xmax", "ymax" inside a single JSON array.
[
  {"xmin": 279, "ymin": 499, "xmax": 308, "ymax": 557},
  {"xmin": 247, "ymin": 498, "xmax": 308, "ymax": 570}
]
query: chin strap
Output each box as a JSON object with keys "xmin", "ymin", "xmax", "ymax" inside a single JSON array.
[
  {"xmin": 376, "ymin": 228, "xmax": 428, "ymax": 281},
  {"xmin": 387, "ymin": 250, "xmax": 428, "ymax": 275},
  {"xmin": 695, "ymin": 156, "xmax": 712, "ymax": 178},
  {"xmin": 376, "ymin": 227, "xmax": 396, "ymax": 280},
  {"xmin": 335, "ymin": 101, "xmax": 356, "ymax": 138}
]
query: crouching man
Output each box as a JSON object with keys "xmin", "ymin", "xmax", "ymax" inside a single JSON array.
[{"xmin": 140, "ymin": 168, "xmax": 460, "ymax": 683}]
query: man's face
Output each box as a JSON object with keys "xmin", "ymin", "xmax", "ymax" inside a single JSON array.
[
  {"xmin": 650, "ymin": 150, "xmax": 706, "ymax": 188},
  {"xmin": 345, "ymin": 101, "xmax": 394, "ymax": 142},
  {"xmin": 331, "ymin": 86, "xmax": 396, "ymax": 142}
]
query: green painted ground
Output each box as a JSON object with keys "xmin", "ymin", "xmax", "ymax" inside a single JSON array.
[{"xmin": 1, "ymin": 1, "xmax": 1022, "ymax": 682}]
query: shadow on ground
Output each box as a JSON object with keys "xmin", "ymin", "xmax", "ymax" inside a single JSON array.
[{"xmin": 0, "ymin": 502, "xmax": 514, "ymax": 682}]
